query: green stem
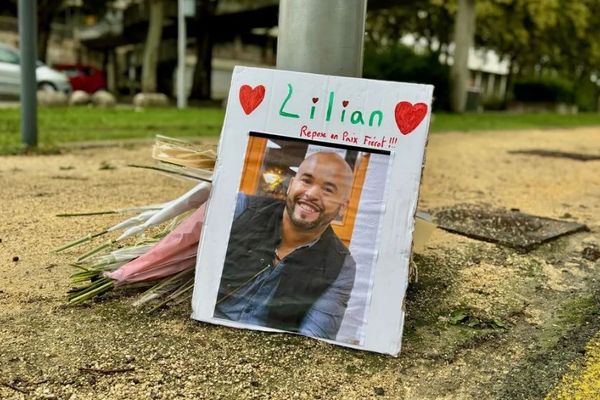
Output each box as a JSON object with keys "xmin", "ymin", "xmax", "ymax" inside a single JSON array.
[
  {"xmin": 56, "ymin": 211, "xmax": 118, "ymax": 217},
  {"xmin": 148, "ymin": 284, "xmax": 194, "ymax": 313},
  {"xmin": 54, "ymin": 230, "xmax": 108, "ymax": 253},
  {"xmin": 70, "ymin": 271, "xmax": 102, "ymax": 284},
  {"xmin": 76, "ymin": 240, "xmax": 113, "ymax": 263},
  {"xmin": 70, "ymin": 263, "xmax": 91, "ymax": 271},
  {"xmin": 68, "ymin": 280, "xmax": 114, "ymax": 305}
]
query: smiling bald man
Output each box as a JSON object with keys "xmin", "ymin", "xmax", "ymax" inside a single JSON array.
[{"xmin": 214, "ymin": 152, "xmax": 357, "ymax": 340}]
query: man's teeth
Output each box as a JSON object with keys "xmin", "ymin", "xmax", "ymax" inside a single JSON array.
[{"xmin": 299, "ymin": 203, "xmax": 318, "ymax": 213}]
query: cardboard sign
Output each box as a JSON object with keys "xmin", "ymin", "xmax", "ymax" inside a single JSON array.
[{"xmin": 191, "ymin": 66, "xmax": 433, "ymax": 355}]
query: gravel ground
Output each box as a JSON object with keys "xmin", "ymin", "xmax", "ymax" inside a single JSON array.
[{"xmin": 0, "ymin": 127, "xmax": 599, "ymax": 399}]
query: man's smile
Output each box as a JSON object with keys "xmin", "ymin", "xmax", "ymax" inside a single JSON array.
[{"xmin": 296, "ymin": 199, "xmax": 322, "ymax": 215}]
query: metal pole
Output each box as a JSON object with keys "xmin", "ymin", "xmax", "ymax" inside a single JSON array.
[
  {"xmin": 18, "ymin": 0, "xmax": 38, "ymax": 148},
  {"xmin": 276, "ymin": 0, "xmax": 367, "ymax": 78},
  {"xmin": 177, "ymin": 0, "xmax": 187, "ymax": 108}
]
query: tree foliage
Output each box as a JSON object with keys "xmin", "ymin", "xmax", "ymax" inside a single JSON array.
[
  {"xmin": 476, "ymin": 0, "xmax": 600, "ymax": 78},
  {"xmin": 363, "ymin": 43, "xmax": 451, "ymax": 110},
  {"xmin": 367, "ymin": 0, "xmax": 600, "ymax": 106},
  {"xmin": 366, "ymin": 0, "xmax": 454, "ymax": 58}
]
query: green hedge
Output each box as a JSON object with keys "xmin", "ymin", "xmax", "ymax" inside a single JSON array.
[
  {"xmin": 574, "ymin": 79, "xmax": 599, "ymax": 112},
  {"xmin": 363, "ymin": 44, "xmax": 451, "ymax": 111},
  {"xmin": 512, "ymin": 78, "xmax": 574, "ymax": 103}
]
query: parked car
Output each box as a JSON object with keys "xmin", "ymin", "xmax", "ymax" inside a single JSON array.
[
  {"xmin": 53, "ymin": 64, "xmax": 107, "ymax": 94},
  {"xmin": 0, "ymin": 42, "xmax": 72, "ymax": 97}
]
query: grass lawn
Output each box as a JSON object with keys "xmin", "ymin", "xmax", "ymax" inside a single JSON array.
[
  {"xmin": 1, "ymin": 106, "xmax": 599, "ymax": 154},
  {"xmin": 430, "ymin": 112, "xmax": 600, "ymax": 132},
  {"xmin": 0, "ymin": 106, "xmax": 225, "ymax": 154}
]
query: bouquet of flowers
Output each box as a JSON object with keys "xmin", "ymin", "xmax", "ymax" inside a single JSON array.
[{"xmin": 57, "ymin": 136, "xmax": 215, "ymax": 310}]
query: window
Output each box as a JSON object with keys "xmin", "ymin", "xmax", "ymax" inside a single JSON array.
[{"xmin": 0, "ymin": 48, "xmax": 20, "ymax": 64}]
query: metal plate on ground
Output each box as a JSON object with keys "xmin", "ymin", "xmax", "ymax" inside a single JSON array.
[
  {"xmin": 431, "ymin": 203, "xmax": 589, "ymax": 252},
  {"xmin": 508, "ymin": 149, "xmax": 600, "ymax": 161}
]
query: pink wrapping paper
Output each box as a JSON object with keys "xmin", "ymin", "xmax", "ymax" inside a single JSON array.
[{"xmin": 107, "ymin": 204, "xmax": 206, "ymax": 285}]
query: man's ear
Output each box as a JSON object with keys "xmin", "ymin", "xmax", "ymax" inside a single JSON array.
[{"xmin": 338, "ymin": 200, "xmax": 349, "ymax": 218}]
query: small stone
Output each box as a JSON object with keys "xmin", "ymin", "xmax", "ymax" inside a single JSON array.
[
  {"xmin": 12, "ymin": 256, "xmax": 19, "ymax": 262},
  {"xmin": 37, "ymin": 90, "xmax": 68, "ymax": 106},
  {"xmin": 133, "ymin": 93, "xmax": 169, "ymax": 108},
  {"xmin": 69, "ymin": 90, "xmax": 91, "ymax": 106},
  {"xmin": 91, "ymin": 90, "xmax": 116, "ymax": 108},
  {"xmin": 99, "ymin": 161, "xmax": 115, "ymax": 170},
  {"xmin": 374, "ymin": 387, "xmax": 385, "ymax": 396},
  {"xmin": 582, "ymin": 247, "xmax": 600, "ymax": 262},
  {"xmin": 150, "ymin": 391, "xmax": 160, "ymax": 400},
  {"xmin": 250, "ymin": 380, "xmax": 260, "ymax": 387},
  {"xmin": 560, "ymin": 213, "xmax": 573, "ymax": 219}
]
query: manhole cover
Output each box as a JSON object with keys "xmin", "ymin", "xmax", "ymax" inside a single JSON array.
[
  {"xmin": 508, "ymin": 149, "xmax": 600, "ymax": 161},
  {"xmin": 431, "ymin": 204, "xmax": 589, "ymax": 252}
]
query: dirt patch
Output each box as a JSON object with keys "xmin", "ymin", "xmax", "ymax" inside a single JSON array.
[
  {"xmin": 432, "ymin": 203, "xmax": 588, "ymax": 251},
  {"xmin": 1, "ymin": 127, "xmax": 599, "ymax": 399},
  {"xmin": 508, "ymin": 149, "xmax": 600, "ymax": 161}
]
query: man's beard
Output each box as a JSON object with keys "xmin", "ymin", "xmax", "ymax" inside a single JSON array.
[{"xmin": 285, "ymin": 196, "xmax": 341, "ymax": 231}]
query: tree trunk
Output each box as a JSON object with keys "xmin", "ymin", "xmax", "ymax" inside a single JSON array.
[
  {"xmin": 37, "ymin": 0, "xmax": 62, "ymax": 62},
  {"xmin": 450, "ymin": 0, "xmax": 475, "ymax": 113},
  {"xmin": 37, "ymin": 29, "xmax": 50, "ymax": 62},
  {"xmin": 190, "ymin": 0, "xmax": 218, "ymax": 100},
  {"xmin": 503, "ymin": 55, "xmax": 516, "ymax": 105},
  {"xmin": 141, "ymin": 0, "xmax": 164, "ymax": 93}
]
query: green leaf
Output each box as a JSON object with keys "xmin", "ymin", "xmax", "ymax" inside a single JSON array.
[{"xmin": 449, "ymin": 310, "xmax": 468, "ymax": 324}]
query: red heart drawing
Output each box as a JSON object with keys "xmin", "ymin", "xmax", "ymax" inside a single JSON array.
[
  {"xmin": 394, "ymin": 102, "xmax": 428, "ymax": 135},
  {"xmin": 239, "ymin": 84, "xmax": 266, "ymax": 115},
  {"xmin": 312, "ymin": 97, "xmax": 319, "ymax": 103},
  {"xmin": 342, "ymin": 100, "xmax": 349, "ymax": 107}
]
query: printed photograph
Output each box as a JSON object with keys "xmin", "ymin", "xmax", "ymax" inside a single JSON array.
[{"xmin": 213, "ymin": 132, "xmax": 392, "ymax": 345}]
